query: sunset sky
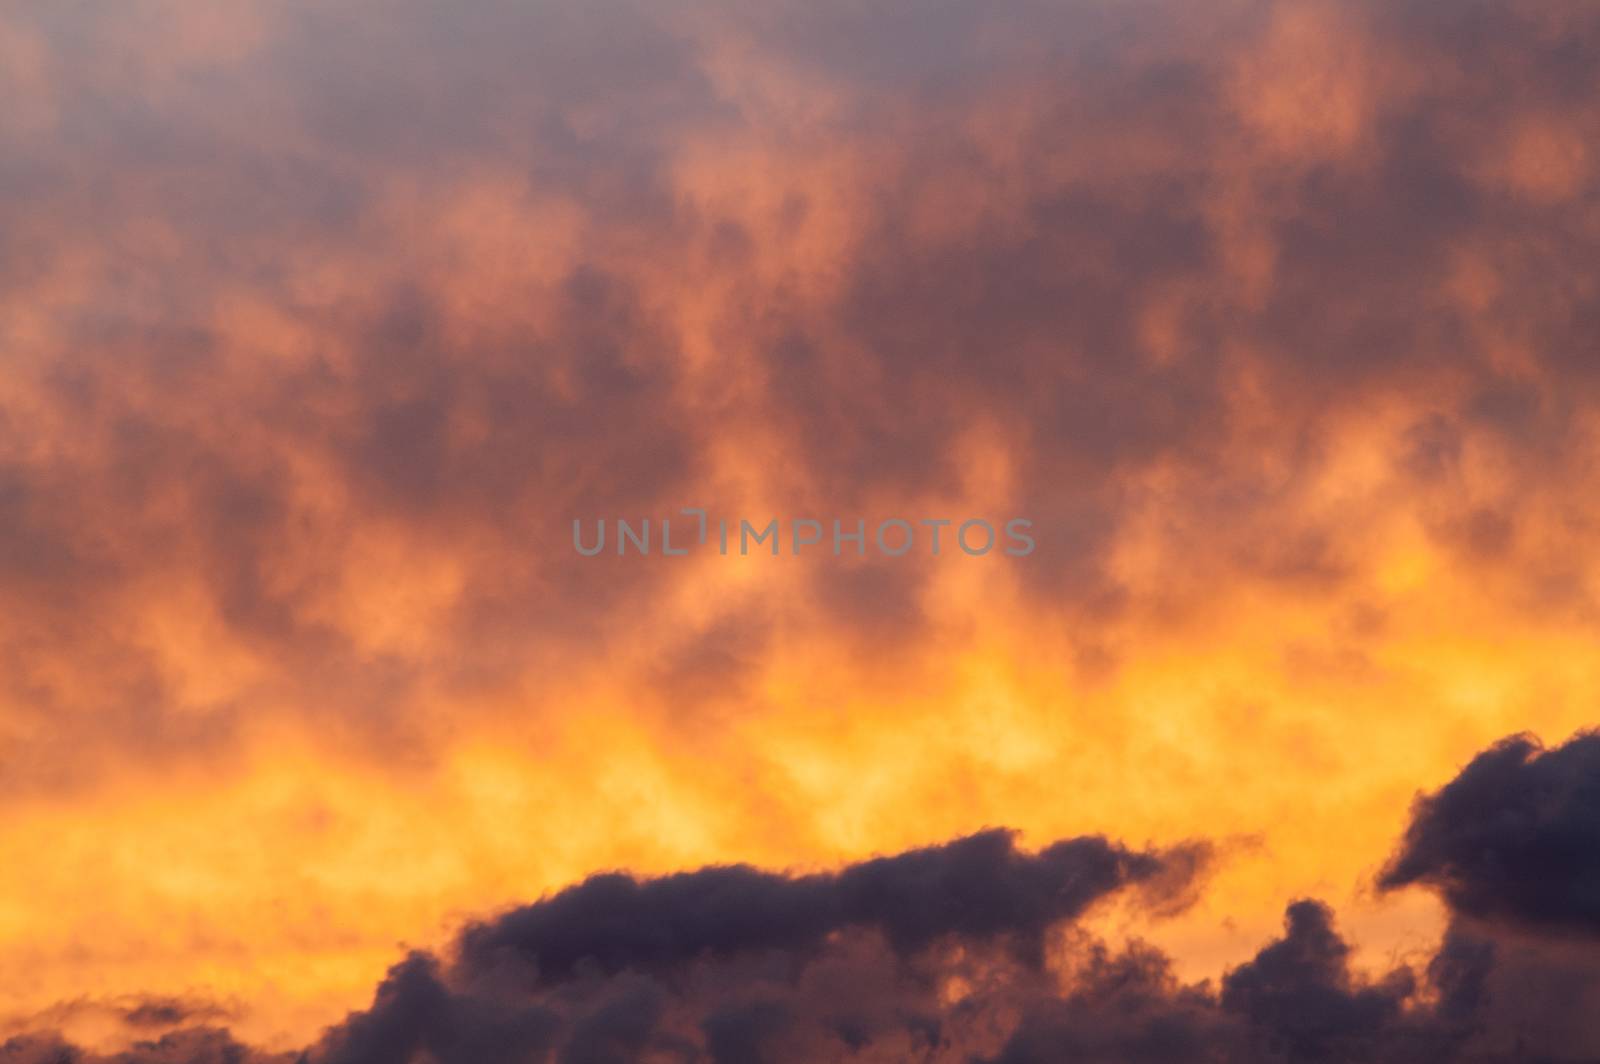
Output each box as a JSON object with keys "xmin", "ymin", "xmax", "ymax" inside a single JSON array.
[{"xmin": 2, "ymin": 2, "xmax": 1599, "ymax": 1061}]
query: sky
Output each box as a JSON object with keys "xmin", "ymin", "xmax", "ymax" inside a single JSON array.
[{"xmin": 1, "ymin": 0, "xmax": 1599, "ymax": 1060}]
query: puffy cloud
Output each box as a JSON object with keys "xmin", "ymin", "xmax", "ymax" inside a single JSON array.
[
  {"xmin": 10, "ymin": 731, "xmax": 1600, "ymax": 1062},
  {"xmin": 1380, "ymin": 731, "xmax": 1600, "ymax": 934},
  {"xmin": 1374, "ymin": 730, "xmax": 1600, "ymax": 1059},
  {"xmin": 308, "ymin": 829, "xmax": 1205, "ymax": 1064},
  {"xmin": 459, "ymin": 830, "xmax": 1201, "ymax": 979},
  {"xmin": 0, "ymin": 846, "xmax": 1497, "ymax": 1063}
]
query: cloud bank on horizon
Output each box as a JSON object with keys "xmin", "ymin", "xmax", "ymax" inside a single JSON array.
[
  {"xmin": 1, "ymin": 0, "xmax": 1599, "ymax": 1055},
  {"xmin": 7, "ymin": 731, "xmax": 1600, "ymax": 1061}
]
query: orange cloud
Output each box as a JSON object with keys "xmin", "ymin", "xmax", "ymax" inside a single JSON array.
[{"xmin": 1, "ymin": 0, "xmax": 1599, "ymax": 1056}]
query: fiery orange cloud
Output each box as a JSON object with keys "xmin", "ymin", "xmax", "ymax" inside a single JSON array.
[{"xmin": 1, "ymin": 0, "xmax": 1600, "ymax": 1059}]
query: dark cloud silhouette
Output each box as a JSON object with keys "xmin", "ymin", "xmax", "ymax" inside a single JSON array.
[
  {"xmin": 313, "ymin": 952, "xmax": 559, "ymax": 1064},
  {"xmin": 0, "ymin": 1028, "xmax": 286, "ymax": 1064},
  {"xmin": 119, "ymin": 1002, "xmax": 231, "ymax": 1034},
  {"xmin": 296, "ymin": 829, "xmax": 1209, "ymax": 1064},
  {"xmin": 1365, "ymin": 729, "xmax": 1600, "ymax": 1060},
  {"xmin": 1219, "ymin": 900, "xmax": 1417, "ymax": 1063},
  {"xmin": 324, "ymin": 830, "xmax": 1518, "ymax": 1064},
  {"xmin": 460, "ymin": 830, "xmax": 1201, "ymax": 981},
  {"xmin": 8, "ymin": 764, "xmax": 1600, "ymax": 1062},
  {"xmin": 986, "ymin": 899, "xmax": 1493, "ymax": 1064},
  {"xmin": 1368, "ymin": 731, "xmax": 1600, "ymax": 1059},
  {"xmin": 1380, "ymin": 731, "xmax": 1600, "ymax": 935},
  {"xmin": 980, "ymin": 941, "xmax": 1234, "ymax": 1064}
]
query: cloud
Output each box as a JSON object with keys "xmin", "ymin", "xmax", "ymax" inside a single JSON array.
[
  {"xmin": 310, "ymin": 829, "xmax": 1206, "ymax": 1064},
  {"xmin": 7, "ymin": 739, "xmax": 1600, "ymax": 1062},
  {"xmin": 458, "ymin": 830, "xmax": 1203, "ymax": 979},
  {"xmin": 0, "ymin": 835, "xmax": 1493, "ymax": 1063},
  {"xmin": 1380, "ymin": 731, "xmax": 1600, "ymax": 935},
  {"xmin": 3, "ymin": 0, "xmax": 1600, "ymax": 1050},
  {"xmin": 1371, "ymin": 729, "xmax": 1600, "ymax": 1060},
  {"xmin": 987, "ymin": 898, "xmax": 1469, "ymax": 1064},
  {"xmin": 0, "ymin": 1028, "xmax": 284, "ymax": 1064},
  {"xmin": 1372, "ymin": 730, "xmax": 1600, "ymax": 1057},
  {"xmin": 1217, "ymin": 900, "xmax": 1416, "ymax": 1063},
  {"xmin": 5, "ymin": 0, "xmax": 1600, "ymax": 794}
]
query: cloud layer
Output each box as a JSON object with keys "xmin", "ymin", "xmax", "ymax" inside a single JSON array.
[
  {"xmin": 8, "ymin": 729, "xmax": 1600, "ymax": 1061},
  {"xmin": 2, "ymin": 0, "xmax": 1600, "ymax": 1052}
]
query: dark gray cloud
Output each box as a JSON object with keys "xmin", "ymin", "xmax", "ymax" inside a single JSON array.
[
  {"xmin": 1219, "ymin": 900, "xmax": 1416, "ymax": 1063},
  {"xmin": 0, "ymin": 1027, "xmax": 286, "ymax": 1064},
  {"xmin": 459, "ymin": 830, "xmax": 1200, "ymax": 980},
  {"xmin": 311, "ymin": 889, "xmax": 1497, "ymax": 1064},
  {"xmin": 9, "ymin": 764, "xmax": 1600, "ymax": 1063},
  {"xmin": 1380, "ymin": 731, "xmax": 1600, "ymax": 935},
  {"xmin": 308, "ymin": 828, "xmax": 1207, "ymax": 1064}
]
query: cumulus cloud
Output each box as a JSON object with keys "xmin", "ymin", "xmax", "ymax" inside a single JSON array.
[
  {"xmin": 0, "ymin": 828, "xmax": 1205, "ymax": 1062},
  {"xmin": 1375, "ymin": 730, "xmax": 1600, "ymax": 1060},
  {"xmin": 989, "ymin": 897, "xmax": 1479, "ymax": 1064},
  {"xmin": 0, "ymin": 826, "xmax": 1514, "ymax": 1063},
  {"xmin": 1380, "ymin": 731, "xmax": 1600, "ymax": 935},
  {"xmin": 13, "ymin": 728, "xmax": 1600, "ymax": 1061},
  {"xmin": 458, "ymin": 830, "xmax": 1200, "ymax": 978},
  {"xmin": 310, "ymin": 829, "xmax": 1208, "ymax": 1063}
]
